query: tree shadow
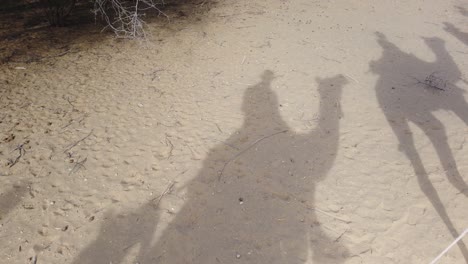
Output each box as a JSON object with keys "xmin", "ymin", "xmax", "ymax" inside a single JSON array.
[
  {"xmin": 72, "ymin": 71, "xmax": 350, "ymax": 263},
  {"xmin": 0, "ymin": 0, "xmax": 215, "ymax": 64},
  {"xmin": 370, "ymin": 32, "xmax": 468, "ymax": 261},
  {"xmin": 444, "ymin": 22, "xmax": 468, "ymax": 46}
]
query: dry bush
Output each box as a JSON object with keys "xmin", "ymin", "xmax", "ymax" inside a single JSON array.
[
  {"xmin": 92, "ymin": 0, "xmax": 166, "ymax": 38},
  {"xmin": 20, "ymin": 0, "xmax": 166, "ymax": 37}
]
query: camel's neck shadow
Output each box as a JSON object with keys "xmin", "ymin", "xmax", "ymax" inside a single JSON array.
[{"xmin": 238, "ymin": 71, "xmax": 346, "ymax": 145}]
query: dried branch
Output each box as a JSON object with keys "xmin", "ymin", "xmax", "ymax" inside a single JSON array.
[
  {"xmin": 412, "ymin": 72, "xmax": 447, "ymax": 91},
  {"xmin": 69, "ymin": 156, "xmax": 88, "ymax": 175},
  {"xmin": 8, "ymin": 143, "xmax": 27, "ymax": 168},
  {"xmin": 93, "ymin": 0, "xmax": 168, "ymax": 38},
  {"xmin": 63, "ymin": 130, "xmax": 94, "ymax": 154},
  {"xmin": 151, "ymin": 181, "xmax": 176, "ymax": 208}
]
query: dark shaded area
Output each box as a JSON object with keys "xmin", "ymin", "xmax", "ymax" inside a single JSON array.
[
  {"xmin": 71, "ymin": 202, "xmax": 160, "ymax": 264},
  {"xmin": 455, "ymin": 6, "xmax": 468, "ymax": 17},
  {"xmin": 0, "ymin": 183, "xmax": 28, "ymax": 221},
  {"xmin": 444, "ymin": 22, "xmax": 468, "ymax": 46},
  {"xmin": 0, "ymin": 0, "xmax": 92, "ymax": 28},
  {"xmin": 0, "ymin": 0, "xmax": 215, "ymax": 64},
  {"xmin": 371, "ymin": 33, "xmax": 468, "ymax": 261},
  {"xmin": 0, "ymin": 0, "xmax": 39, "ymax": 13},
  {"xmin": 73, "ymin": 71, "xmax": 349, "ymax": 263}
]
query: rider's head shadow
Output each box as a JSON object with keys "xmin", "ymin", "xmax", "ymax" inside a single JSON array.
[
  {"xmin": 241, "ymin": 70, "xmax": 287, "ymax": 131},
  {"xmin": 371, "ymin": 32, "xmax": 468, "ymax": 262}
]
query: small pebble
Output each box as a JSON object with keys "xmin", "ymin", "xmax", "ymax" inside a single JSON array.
[{"xmin": 236, "ymin": 253, "xmax": 241, "ymax": 259}]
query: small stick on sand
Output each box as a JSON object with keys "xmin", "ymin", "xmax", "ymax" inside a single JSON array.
[
  {"xmin": 218, "ymin": 130, "xmax": 288, "ymax": 181},
  {"xmin": 152, "ymin": 181, "xmax": 176, "ymax": 208},
  {"xmin": 65, "ymin": 96, "xmax": 76, "ymax": 112},
  {"xmin": 63, "ymin": 130, "xmax": 93, "ymax": 154},
  {"xmin": 8, "ymin": 143, "xmax": 26, "ymax": 167},
  {"xmin": 411, "ymin": 72, "xmax": 446, "ymax": 91},
  {"xmin": 308, "ymin": 206, "xmax": 352, "ymax": 224},
  {"xmin": 165, "ymin": 134, "xmax": 174, "ymax": 159},
  {"xmin": 343, "ymin": 74, "xmax": 359, "ymax": 83},
  {"xmin": 69, "ymin": 157, "xmax": 87, "ymax": 175}
]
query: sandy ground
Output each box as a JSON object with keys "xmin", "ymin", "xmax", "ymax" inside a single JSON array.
[{"xmin": 1, "ymin": 0, "xmax": 468, "ymax": 263}]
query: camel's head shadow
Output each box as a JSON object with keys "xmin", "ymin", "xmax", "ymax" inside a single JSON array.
[
  {"xmin": 443, "ymin": 22, "xmax": 458, "ymax": 33},
  {"xmin": 422, "ymin": 36, "xmax": 446, "ymax": 52},
  {"xmin": 315, "ymin": 74, "xmax": 348, "ymax": 100},
  {"xmin": 374, "ymin": 31, "xmax": 391, "ymax": 48},
  {"xmin": 456, "ymin": 6, "xmax": 468, "ymax": 17}
]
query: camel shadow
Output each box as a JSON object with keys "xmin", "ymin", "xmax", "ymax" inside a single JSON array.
[
  {"xmin": 140, "ymin": 71, "xmax": 349, "ymax": 263},
  {"xmin": 72, "ymin": 70, "xmax": 350, "ymax": 264},
  {"xmin": 370, "ymin": 32, "xmax": 468, "ymax": 262}
]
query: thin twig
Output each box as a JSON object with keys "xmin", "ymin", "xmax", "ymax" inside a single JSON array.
[
  {"xmin": 151, "ymin": 181, "xmax": 176, "ymax": 208},
  {"xmin": 415, "ymin": 78, "xmax": 445, "ymax": 91},
  {"xmin": 65, "ymin": 96, "xmax": 76, "ymax": 112},
  {"xmin": 63, "ymin": 130, "xmax": 93, "ymax": 154},
  {"xmin": 218, "ymin": 130, "xmax": 288, "ymax": 181},
  {"xmin": 307, "ymin": 206, "xmax": 352, "ymax": 224},
  {"xmin": 214, "ymin": 123, "xmax": 223, "ymax": 133},
  {"xmin": 93, "ymin": 0, "xmax": 168, "ymax": 38},
  {"xmin": 69, "ymin": 157, "xmax": 87, "ymax": 175},
  {"xmin": 165, "ymin": 134, "xmax": 174, "ymax": 159},
  {"xmin": 61, "ymin": 119, "xmax": 74, "ymax": 130},
  {"xmin": 411, "ymin": 73, "xmax": 446, "ymax": 91},
  {"xmin": 8, "ymin": 143, "xmax": 26, "ymax": 168}
]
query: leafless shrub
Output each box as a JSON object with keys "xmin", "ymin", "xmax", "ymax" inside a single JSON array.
[{"xmin": 92, "ymin": 0, "xmax": 167, "ymax": 38}]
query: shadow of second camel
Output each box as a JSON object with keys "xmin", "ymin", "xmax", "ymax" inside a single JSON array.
[{"xmin": 371, "ymin": 32, "xmax": 468, "ymax": 262}]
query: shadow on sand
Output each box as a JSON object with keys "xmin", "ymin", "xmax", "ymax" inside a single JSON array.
[
  {"xmin": 73, "ymin": 71, "xmax": 350, "ymax": 263},
  {"xmin": 371, "ymin": 32, "xmax": 468, "ymax": 261},
  {"xmin": 443, "ymin": 6, "xmax": 468, "ymax": 46},
  {"xmin": 0, "ymin": 183, "xmax": 28, "ymax": 221}
]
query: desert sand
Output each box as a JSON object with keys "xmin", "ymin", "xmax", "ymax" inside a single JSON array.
[{"xmin": 0, "ymin": 0, "xmax": 467, "ymax": 263}]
